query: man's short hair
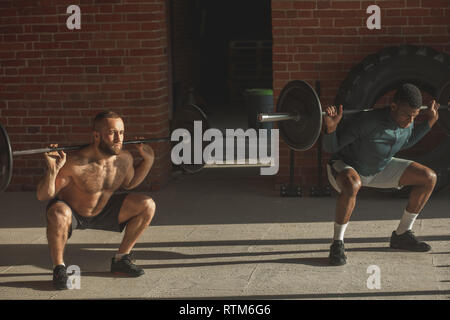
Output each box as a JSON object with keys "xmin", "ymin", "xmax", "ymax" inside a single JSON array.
[
  {"xmin": 393, "ymin": 83, "xmax": 422, "ymax": 109},
  {"xmin": 93, "ymin": 111, "xmax": 121, "ymax": 131}
]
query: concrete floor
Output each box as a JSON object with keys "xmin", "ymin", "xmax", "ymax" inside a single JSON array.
[{"xmin": 0, "ymin": 168, "xmax": 449, "ymax": 300}]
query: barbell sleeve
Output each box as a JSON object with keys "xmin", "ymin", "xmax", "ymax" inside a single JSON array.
[
  {"xmin": 12, "ymin": 137, "xmax": 170, "ymax": 157},
  {"xmin": 257, "ymin": 113, "xmax": 300, "ymax": 123}
]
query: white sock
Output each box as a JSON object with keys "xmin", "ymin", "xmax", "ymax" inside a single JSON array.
[
  {"xmin": 333, "ymin": 222, "xmax": 348, "ymax": 242},
  {"xmin": 114, "ymin": 253, "xmax": 129, "ymax": 262},
  {"xmin": 396, "ymin": 209, "xmax": 418, "ymax": 235},
  {"xmin": 54, "ymin": 263, "xmax": 65, "ymax": 268}
]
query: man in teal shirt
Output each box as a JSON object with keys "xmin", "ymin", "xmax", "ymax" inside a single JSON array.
[{"xmin": 322, "ymin": 83, "xmax": 440, "ymax": 266}]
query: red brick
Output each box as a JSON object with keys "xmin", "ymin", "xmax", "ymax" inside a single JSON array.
[
  {"xmin": 403, "ymin": 26, "xmax": 430, "ymax": 34},
  {"xmin": 292, "ymin": 1, "xmax": 316, "ymax": 9},
  {"xmin": 317, "ymin": 0, "xmax": 332, "ymax": 9},
  {"xmin": 53, "ymin": 33, "xmax": 80, "ymax": 42},
  {"xmin": 272, "ymin": 10, "xmax": 286, "ymax": 19},
  {"xmin": 291, "ymin": 19, "xmax": 319, "ymax": 27},
  {"xmin": 293, "ymin": 53, "xmax": 320, "ymax": 61},
  {"xmin": 407, "ymin": 17, "xmax": 423, "ymax": 25},
  {"xmin": 430, "ymin": 8, "xmax": 444, "ymax": 16},
  {"xmin": 422, "ymin": 0, "xmax": 450, "ymax": 7},
  {"xmin": 423, "ymin": 36, "xmax": 450, "ymax": 43},
  {"xmin": 331, "ymin": 1, "xmax": 361, "ymax": 9},
  {"xmin": 423, "ymin": 16, "xmax": 450, "ymax": 25},
  {"xmin": 273, "ymin": 54, "xmax": 294, "ymax": 63},
  {"xmin": 406, "ymin": 0, "xmax": 421, "ymax": 7},
  {"xmin": 272, "ymin": 19, "xmax": 291, "ymax": 27},
  {"xmin": 293, "ymin": 36, "xmax": 319, "ymax": 44},
  {"xmin": 272, "ymin": 1, "xmax": 293, "ymax": 10},
  {"xmin": 382, "ymin": 17, "xmax": 409, "ymax": 25},
  {"xmin": 31, "ymin": 25, "xmax": 58, "ymax": 33},
  {"xmin": 317, "ymin": 28, "xmax": 344, "ymax": 35},
  {"xmin": 2, "ymin": 60, "xmax": 26, "ymax": 67},
  {"xmin": 401, "ymin": 8, "xmax": 430, "ymax": 16},
  {"xmin": 23, "ymin": 118, "xmax": 49, "ymax": 125},
  {"xmin": 2, "ymin": 109, "xmax": 27, "ymax": 117},
  {"xmin": 95, "ymin": 14, "xmax": 122, "ymax": 22},
  {"xmin": 373, "ymin": 0, "xmax": 405, "ymax": 8},
  {"xmin": 98, "ymin": 66, "xmax": 126, "ymax": 74},
  {"xmin": 334, "ymin": 18, "xmax": 364, "ymax": 27},
  {"xmin": 386, "ymin": 8, "xmax": 402, "ymax": 16}
]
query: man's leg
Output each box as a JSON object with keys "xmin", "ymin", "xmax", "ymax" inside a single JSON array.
[
  {"xmin": 46, "ymin": 202, "xmax": 72, "ymax": 289},
  {"xmin": 111, "ymin": 193, "xmax": 156, "ymax": 277},
  {"xmin": 329, "ymin": 168, "xmax": 362, "ymax": 265},
  {"xmin": 117, "ymin": 193, "xmax": 156, "ymax": 255},
  {"xmin": 398, "ymin": 161, "xmax": 437, "ymax": 214},
  {"xmin": 390, "ymin": 162, "xmax": 436, "ymax": 252},
  {"xmin": 46, "ymin": 202, "xmax": 72, "ymax": 267},
  {"xmin": 335, "ymin": 168, "xmax": 362, "ymax": 225}
]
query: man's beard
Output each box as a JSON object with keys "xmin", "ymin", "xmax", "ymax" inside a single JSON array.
[{"xmin": 99, "ymin": 138, "xmax": 121, "ymax": 155}]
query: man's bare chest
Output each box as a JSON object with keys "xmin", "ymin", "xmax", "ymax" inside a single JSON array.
[{"xmin": 73, "ymin": 159, "xmax": 129, "ymax": 193}]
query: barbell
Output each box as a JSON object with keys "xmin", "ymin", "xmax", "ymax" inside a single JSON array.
[
  {"xmin": 1, "ymin": 80, "xmax": 449, "ymax": 192},
  {"xmin": 0, "ymin": 103, "xmax": 210, "ymax": 192},
  {"xmin": 257, "ymin": 80, "xmax": 450, "ymax": 151}
]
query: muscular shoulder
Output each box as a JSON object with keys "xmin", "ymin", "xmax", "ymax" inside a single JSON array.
[
  {"xmin": 338, "ymin": 110, "xmax": 378, "ymax": 136},
  {"xmin": 63, "ymin": 150, "xmax": 88, "ymax": 170},
  {"xmin": 57, "ymin": 148, "xmax": 93, "ymax": 179},
  {"xmin": 358, "ymin": 108, "xmax": 388, "ymax": 130},
  {"xmin": 358, "ymin": 108, "xmax": 385, "ymax": 124},
  {"xmin": 120, "ymin": 150, "xmax": 133, "ymax": 166}
]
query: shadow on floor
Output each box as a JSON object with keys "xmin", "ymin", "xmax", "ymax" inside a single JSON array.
[{"xmin": 0, "ymin": 234, "xmax": 448, "ymax": 269}]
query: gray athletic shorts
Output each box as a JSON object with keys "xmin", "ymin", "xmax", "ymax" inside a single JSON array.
[
  {"xmin": 46, "ymin": 193, "xmax": 130, "ymax": 239},
  {"xmin": 326, "ymin": 157, "xmax": 413, "ymax": 193}
]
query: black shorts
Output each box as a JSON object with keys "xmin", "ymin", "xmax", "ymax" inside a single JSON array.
[{"xmin": 46, "ymin": 193, "xmax": 130, "ymax": 239}]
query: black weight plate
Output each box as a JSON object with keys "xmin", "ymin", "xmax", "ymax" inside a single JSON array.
[
  {"xmin": 0, "ymin": 123, "xmax": 13, "ymax": 192},
  {"xmin": 437, "ymin": 81, "xmax": 450, "ymax": 136},
  {"xmin": 277, "ymin": 80, "xmax": 322, "ymax": 151},
  {"xmin": 172, "ymin": 103, "xmax": 209, "ymax": 173}
]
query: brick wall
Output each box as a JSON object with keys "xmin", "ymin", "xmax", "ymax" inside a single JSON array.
[
  {"xmin": 272, "ymin": 0, "xmax": 450, "ymax": 188},
  {"xmin": 0, "ymin": 0, "xmax": 172, "ymax": 191}
]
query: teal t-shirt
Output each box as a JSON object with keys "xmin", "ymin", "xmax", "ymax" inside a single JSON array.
[{"xmin": 322, "ymin": 108, "xmax": 430, "ymax": 176}]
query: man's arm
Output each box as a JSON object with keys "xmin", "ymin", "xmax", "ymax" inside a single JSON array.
[
  {"xmin": 322, "ymin": 105, "xmax": 366, "ymax": 153},
  {"xmin": 36, "ymin": 169, "xmax": 71, "ymax": 201},
  {"xmin": 122, "ymin": 144, "xmax": 155, "ymax": 190},
  {"xmin": 401, "ymin": 100, "xmax": 439, "ymax": 150},
  {"xmin": 36, "ymin": 146, "xmax": 71, "ymax": 201},
  {"xmin": 400, "ymin": 121, "xmax": 430, "ymax": 151}
]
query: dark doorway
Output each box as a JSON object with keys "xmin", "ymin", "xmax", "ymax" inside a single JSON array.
[{"xmin": 170, "ymin": 0, "xmax": 273, "ymax": 130}]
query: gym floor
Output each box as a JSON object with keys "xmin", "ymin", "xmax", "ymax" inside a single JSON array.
[{"xmin": 0, "ymin": 167, "xmax": 449, "ymax": 300}]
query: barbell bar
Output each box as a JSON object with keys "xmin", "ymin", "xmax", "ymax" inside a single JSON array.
[
  {"xmin": 257, "ymin": 105, "xmax": 448, "ymax": 123},
  {"xmin": 1, "ymin": 80, "xmax": 449, "ymax": 191},
  {"xmin": 0, "ymin": 103, "xmax": 210, "ymax": 192},
  {"xmin": 11, "ymin": 137, "xmax": 171, "ymax": 157},
  {"xmin": 256, "ymin": 80, "xmax": 450, "ymax": 151}
]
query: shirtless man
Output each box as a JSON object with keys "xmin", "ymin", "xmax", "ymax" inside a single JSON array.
[{"xmin": 36, "ymin": 111, "xmax": 156, "ymax": 289}]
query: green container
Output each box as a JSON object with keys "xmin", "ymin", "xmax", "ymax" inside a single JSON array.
[{"xmin": 245, "ymin": 88, "xmax": 274, "ymax": 130}]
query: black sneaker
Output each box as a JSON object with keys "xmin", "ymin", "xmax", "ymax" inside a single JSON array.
[
  {"xmin": 111, "ymin": 253, "xmax": 145, "ymax": 277},
  {"xmin": 53, "ymin": 265, "xmax": 69, "ymax": 290},
  {"xmin": 390, "ymin": 230, "xmax": 431, "ymax": 252},
  {"xmin": 329, "ymin": 240, "xmax": 347, "ymax": 266}
]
